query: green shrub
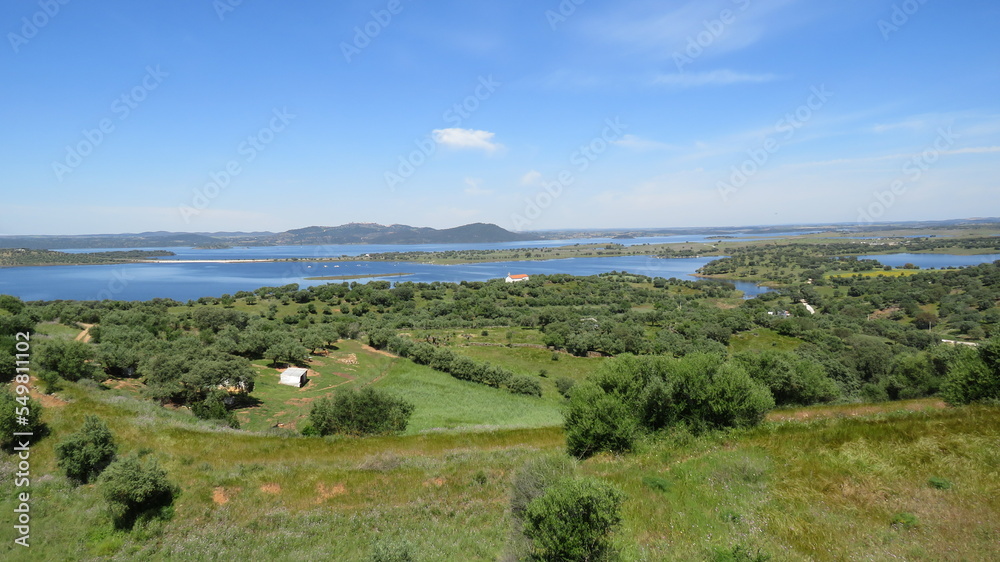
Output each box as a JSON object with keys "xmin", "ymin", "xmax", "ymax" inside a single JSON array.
[
  {"xmin": 190, "ymin": 389, "xmax": 240, "ymax": 428},
  {"xmin": 37, "ymin": 339, "xmax": 97, "ymax": 382},
  {"xmin": 370, "ymin": 536, "xmax": 416, "ymax": 562},
  {"xmin": 928, "ymin": 476, "xmax": 953, "ymax": 490},
  {"xmin": 641, "ymin": 475, "xmax": 671, "ymax": 493},
  {"xmin": 555, "ymin": 377, "xmax": 576, "ymax": 399},
  {"xmin": 507, "ymin": 374, "xmax": 543, "ymax": 397},
  {"xmin": 890, "ymin": 512, "xmax": 919, "ymax": 530},
  {"xmin": 509, "ymin": 455, "xmax": 576, "ymax": 522},
  {"xmin": 309, "ymin": 387, "xmax": 414, "ymax": 436},
  {"xmin": 522, "ymin": 477, "xmax": 625, "ymax": 561},
  {"xmin": 100, "ymin": 456, "xmax": 178, "ymax": 529},
  {"xmin": 55, "ymin": 415, "xmax": 117, "ymax": 484},
  {"xmin": 0, "ymin": 391, "xmax": 44, "ymax": 452},
  {"xmin": 942, "ymin": 340, "xmax": 1000, "ymax": 405},
  {"xmin": 564, "ymin": 382, "xmax": 639, "ymax": 459}
]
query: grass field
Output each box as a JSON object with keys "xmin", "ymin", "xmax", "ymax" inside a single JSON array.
[
  {"xmin": 3, "ymin": 382, "xmax": 997, "ymax": 560},
  {"xmin": 229, "ymin": 339, "xmax": 563, "ymax": 434},
  {"xmin": 729, "ymin": 328, "xmax": 803, "ymax": 353}
]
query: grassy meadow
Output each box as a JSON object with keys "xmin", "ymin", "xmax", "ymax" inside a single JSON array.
[{"xmin": 2, "ymin": 378, "xmax": 998, "ymax": 560}]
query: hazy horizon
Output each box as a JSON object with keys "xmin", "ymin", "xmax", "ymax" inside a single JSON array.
[{"xmin": 3, "ymin": 1, "xmax": 998, "ymax": 235}]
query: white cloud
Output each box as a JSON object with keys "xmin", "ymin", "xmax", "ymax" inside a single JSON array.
[
  {"xmin": 432, "ymin": 128, "xmax": 503, "ymax": 152},
  {"xmin": 611, "ymin": 134, "xmax": 676, "ymax": 151},
  {"xmin": 652, "ymin": 70, "xmax": 777, "ymax": 88},
  {"xmin": 520, "ymin": 170, "xmax": 543, "ymax": 186},
  {"xmin": 584, "ymin": 0, "xmax": 804, "ymax": 60},
  {"xmin": 463, "ymin": 177, "xmax": 493, "ymax": 196}
]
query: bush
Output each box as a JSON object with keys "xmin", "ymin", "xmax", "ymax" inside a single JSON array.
[
  {"xmin": 890, "ymin": 512, "xmax": 919, "ymax": 530},
  {"xmin": 564, "ymin": 383, "xmax": 639, "ymax": 459},
  {"xmin": 55, "ymin": 415, "xmax": 117, "ymax": 484},
  {"xmin": 522, "ymin": 477, "xmax": 625, "ymax": 561},
  {"xmin": 370, "ymin": 536, "xmax": 416, "ymax": 562},
  {"xmin": 928, "ymin": 476, "xmax": 953, "ymax": 490},
  {"xmin": 0, "ymin": 391, "xmax": 44, "ymax": 452},
  {"xmin": 509, "ymin": 455, "xmax": 577, "ymax": 522},
  {"xmin": 507, "ymin": 375, "xmax": 542, "ymax": 397},
  {"xmin": 190, "ymin": 389, "xmax": 240, "ymax": 429},
  {"xmin": 37, "ymin": 339, "xmax": 97, "ymax": 382},
  {"xmin": 555, "ymin": 377, "xmax": 576, "ymax": 399},
  {"xmin": 100, "ymin": 456, "xmax": 178, "ymax": 529},
  {"xmin": 942, "ymin": 340, "xmax": 1000, "ymax": 405},
  {"xmin": 309, "ymin": 387, "xmax": 414, "ymax": 436}
]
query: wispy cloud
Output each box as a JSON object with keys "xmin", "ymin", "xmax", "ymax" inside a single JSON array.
[
  {"xmin": 793, "ymin": 146, "xmax": 1000, "ymax": 168},
  {"xmin": 520, "ymin": 170, "xmax": 543, "ymax": 186},
  {"xmin": 583, "ymin": 0, "xmax": 803, "ymax": 60},
  {"xmin": 611, "ymin": 134, "xmax": 677, "ymax": 151},
  {"xmin": 652, "ymin": 70, "xmax": 777, "ymax": 88},
  {"xmin": 463, "ymin": 177, "xmax": 493, "ymax": 196},
  {"xmin": 432, "ymin": 128, "xmax": 503, "ymax": 152}
]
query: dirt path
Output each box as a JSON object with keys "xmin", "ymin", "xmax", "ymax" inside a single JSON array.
[
  {"xmin": 361, "ymin": 344, "xmax": 398, "ymax": 359},
  {"xmin": 74, "ymin": 323, "xmax": 95, "ymax": 343}
]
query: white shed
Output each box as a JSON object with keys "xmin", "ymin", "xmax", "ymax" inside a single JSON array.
[{"xmin": 280, "ymin": 367, "xmax": 308, "ymax": 388}]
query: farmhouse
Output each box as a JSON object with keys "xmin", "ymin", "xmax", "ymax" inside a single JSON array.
[
  {"xmin": 505, "ymin": 273, "xmax": 529, "ymax": 283},
  {"xmin": 279, "ymin": 367, "xmax": 308, "ymax": 388}
]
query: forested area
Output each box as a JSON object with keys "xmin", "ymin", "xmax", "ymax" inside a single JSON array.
[
  {"xmin": 0, "ymin": 248, "xmax": 174, "ymax": 267},
  {"xmin": 2, "ymin": 256, "xmax": 998, "ymax": 435}
]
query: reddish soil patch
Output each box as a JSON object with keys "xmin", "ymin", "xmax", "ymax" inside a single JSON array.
[
  {"xmin": 74, "ymin": 323, "xmax": 95, "ymax": 343},
  {"xmin": 260, "ymin": 483, "xmax": 281, "ymax": 494},
  {"xmin": 361, "ymin": 344, "xmax": 398, "ymax": 359},
  {"xmin": 315, "ymin": 483, "xmax": 347, "ymax": 502},
  {"xmin": 33, "ymin": 390, "xmax": 68, "ymax": 408},
  {"xmin": 212, "ymin": 487, "xmax": 240, "ymax": 505},
  {"xmin": 422, "ymin": 477, "xmax": 446, "ymax": 488},
  {"xmin": 103, "ymin": 379, "xmax": 142, "ymax": 391}
]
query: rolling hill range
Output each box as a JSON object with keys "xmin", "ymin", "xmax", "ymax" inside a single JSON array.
[{"xmin": 0, "ymin": 222, "xmax": 535, "ymax": 250}]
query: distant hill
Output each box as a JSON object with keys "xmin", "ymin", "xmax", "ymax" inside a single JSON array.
[
  {"xmin": 269, "ymin": 223, "xmax": 535, "ymax": 245},
  {"xmin": 0, "ymin": 222, "xmax": 535, "ymax": 250}
]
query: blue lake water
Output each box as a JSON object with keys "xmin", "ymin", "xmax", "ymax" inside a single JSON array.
[
  {"xmin": 6, "ymin": 235, "xmax": 993, "ymax": 303},
  {"xmin": 0, "ymin": 255, "xmax": 769, "ymax": 302}
]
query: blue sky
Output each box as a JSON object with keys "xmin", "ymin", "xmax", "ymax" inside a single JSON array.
[{"xmin": 2, "ymin": 0, "xmax": 998, "ymax": 235}]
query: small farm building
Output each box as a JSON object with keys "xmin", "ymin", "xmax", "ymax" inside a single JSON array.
[
  {"xmin": 505, "ymin": 273, "xmax": 530, "ymax": 283},
  {"xmin": 280, "ymin": 367, "xmax": 308, "ymax": 388}
]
